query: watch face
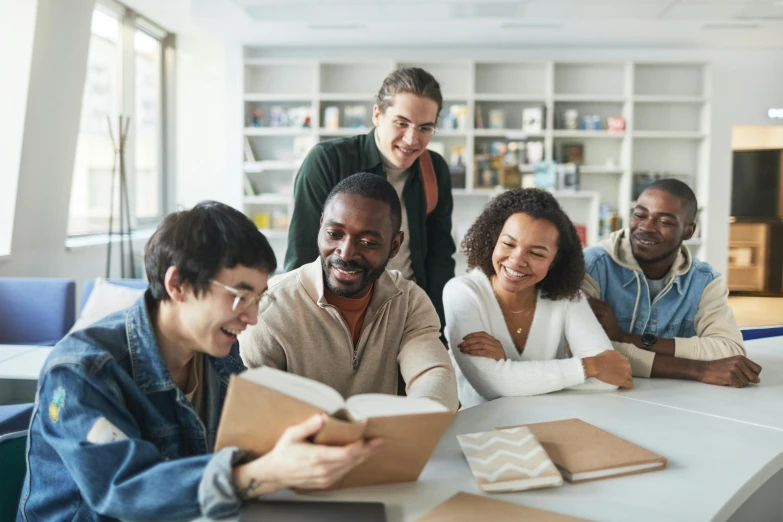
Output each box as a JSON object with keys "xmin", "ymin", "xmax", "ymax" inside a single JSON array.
[{"xmin": 641, "ymin": 333, "xmax": 657, "ymax": 346}]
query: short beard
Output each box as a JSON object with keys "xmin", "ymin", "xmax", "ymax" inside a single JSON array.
[
  {"xmin": 320, "ymin": 255, "xmax": 390, "ymax": 298},
  {"xmin": 632, "ymin": 242, "xmax": 682, "ymax": 265}
]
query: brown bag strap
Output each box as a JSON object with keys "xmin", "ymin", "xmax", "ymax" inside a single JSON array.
[{"xmin": 419, "ymin": 150, "xmax": 438, "ymax": 216}]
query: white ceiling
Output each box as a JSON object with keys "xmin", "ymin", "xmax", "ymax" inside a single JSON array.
[{"xmin": 225, "ymin": 0, "xmax": 783, "ymax": 47}]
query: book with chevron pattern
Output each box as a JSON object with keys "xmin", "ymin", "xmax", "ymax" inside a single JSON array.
[{"xmin": 457, "ymin": 427, "xmax": 563, "ymax": 492}]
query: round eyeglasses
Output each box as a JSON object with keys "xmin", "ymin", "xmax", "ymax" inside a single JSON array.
[{"xmin": 210, "ymin": 280, "xmax": 265, "ymax": 312}]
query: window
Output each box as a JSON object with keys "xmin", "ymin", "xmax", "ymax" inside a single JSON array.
[{"xmin": 68, "ymin": 1, "xmax": 172, "ymax": 237}]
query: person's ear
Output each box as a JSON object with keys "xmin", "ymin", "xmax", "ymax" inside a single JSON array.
[
  {"xmin": 389, "ymin": 231, "xmax": 403, "ymax": 259},
  {"xmin": 372, "ymin": 104, "xmax": 382, "ymax": 127},
  {"xmin": 683, "ymin": 222, "xmax": 696, "ymax": 241},
  {"xmin": 164, "ymin": 266, "xmax": 188, "ymax": 303}
]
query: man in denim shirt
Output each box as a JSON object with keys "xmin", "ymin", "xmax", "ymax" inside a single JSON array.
[
  {"xmin": 582, "ymin": 179, "xmax": 762, "ymax": 387},
  {"xmin": 18, "ymin": 201, "xmax": 380, "ymax": 522}
]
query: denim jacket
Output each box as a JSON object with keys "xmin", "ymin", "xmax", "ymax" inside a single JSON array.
[
  {"xmin": 18, "ymin": 293, "xmax": 248, "ymax": 522},
  {"xmin": 582, "ymin": 230, "xmax": 745, "ymax": 377}
]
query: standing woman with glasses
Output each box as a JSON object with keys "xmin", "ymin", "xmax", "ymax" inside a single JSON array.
[{"xmin": 285, "ymin": 68, "xmax": 456, "ymax": 335}]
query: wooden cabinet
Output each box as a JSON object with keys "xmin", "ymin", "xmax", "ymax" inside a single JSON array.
[{"xmin": 728, "ymin": 223, "xmax": 768, "ymax": 292}]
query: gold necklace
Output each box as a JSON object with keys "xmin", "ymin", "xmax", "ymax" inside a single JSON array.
[{"xmin": 491, "ymin": 277, "xmax": 535, "ymax": 334}]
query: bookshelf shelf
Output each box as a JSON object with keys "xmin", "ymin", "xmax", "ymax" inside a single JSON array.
[
  {"xmin": 632, "ymin": 131, "xmax": 707, "ymax": 139},
  {"xmin": 244, "ymin": 160, "xmax": 300, "ymax": 172},
  {"xmin": 244, "ymin": 194, "xmax": 291, "ymax": 205},
  {"xmin": 475, "ymin": 94, "xmax": 547, "ymax": 102},
  {"xmin": 244, "ymin": 93, "xmax": 313, "ymax": 102},
  {"xmin": 319, "ymin": 127, "xmax": 372, "ymax": 136},
  {"xmin": 319, "ymin": 93, "xmax": 376, "ymax": 101},
  {"xmin": 633, "ymin": 95, "xmax": 707, "ymax": 103},
  {"xmin": 474, "ymin": 129, "xmax": 546, "ymax": 138},
  {"xmin": 553, "ymin": 94, "xmax": 626, "ymax": 102},
  {"xmin": 244, "ymin": 127, "xmax": 312, "ymax": 136},
  {"xmin": 552, "ymin": 130, "xmax": 626, "ymax": 139},
  {"xmin": 241, "ymin": 57, "xmax": 710, "ymax": 262}
]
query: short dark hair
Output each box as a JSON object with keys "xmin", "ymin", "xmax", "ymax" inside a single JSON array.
[
  {"xmin": 144, "ymin": 200, "xmax": 276, "ymax": 301},
  {"xmin": 375, "ymin": 67, "xmax": 443, "ymax": 119},
  {"xmin": 643, "ymin": 178, "xmax": 698, "ymax": 224},
  {"xmin": 462, "ymin": 188, "xmax": 585, "ymax": 301},
  {"xmin": 323, "ymin": 172, "xmax": 402, "ymax": 234}
]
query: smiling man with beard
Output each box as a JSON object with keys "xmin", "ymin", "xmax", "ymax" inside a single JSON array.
[
  {"xmin": 238, "ymin": 172, "xmax": 458, "ymax": 411},
  {"xmin": 582, "ymin": 179, "xmax": 762, "ymax": 387}
]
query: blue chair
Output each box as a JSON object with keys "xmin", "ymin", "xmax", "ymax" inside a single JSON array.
[
  {"xmin": 741, "ymin": 326, "xmax": 783, "ymax": 341},
  {"xmin": 80, "ymin": 278, "xmax": 148, "ymax": 311},
  {"xmin": 0, "ymin": 430, "xmax": 28, "ymax": 520},
  {"xmin": 0, "ymin": 278, "xmax": 76, "ymax": 345},
  {"xmin": 0, "ymin": 404, "xmax": 34, "ymax": 435}
]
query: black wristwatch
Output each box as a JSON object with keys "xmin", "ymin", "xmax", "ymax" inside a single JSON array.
[{"xmin": 641, "ymin": 333, "xmax": 658, "ymax": 351}]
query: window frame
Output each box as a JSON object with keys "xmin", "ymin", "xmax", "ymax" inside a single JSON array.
[{"xmin": 67, "ymin": 0, "xmax": 174, "ymax": 238}]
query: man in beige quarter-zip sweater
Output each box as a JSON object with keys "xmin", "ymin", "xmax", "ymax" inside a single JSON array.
[{"xmin": 238, "ymin": 172, "xmax": 458, "ymax": 411}]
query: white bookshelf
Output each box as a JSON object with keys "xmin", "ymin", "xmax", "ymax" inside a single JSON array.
[{"xmin": 242, "ymin": 57, "xmax": 710, "ymax": 261}]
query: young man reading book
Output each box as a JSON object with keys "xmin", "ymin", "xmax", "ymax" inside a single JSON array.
[
  {"xmin": 239, "ymin": 172, "xmax": 459, "ymax": 411},
  {"xmin": 18, "ymin": 202, "xmax": 380, "ymax": 522},
  {"xmin": 582, "ymin": 179, "xmax": 762, "ymax": 387}
]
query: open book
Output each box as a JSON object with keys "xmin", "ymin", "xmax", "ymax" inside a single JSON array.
[
  {"xmin": 457, "ymin": 427, "xmax": 563, "ymax": 492},
  {"xmin": 215, "ymin": 366, "xmax": 454, "ymax": 489}
]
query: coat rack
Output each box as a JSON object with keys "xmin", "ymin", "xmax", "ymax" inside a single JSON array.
[{"xmin": 105, "ymin": 115, "xmax": 136, "ymax": 279}]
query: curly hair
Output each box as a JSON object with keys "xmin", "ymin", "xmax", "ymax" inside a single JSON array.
[{"xmin": 461, "ymin": 188, "xmax": 585, "ymax": 301}]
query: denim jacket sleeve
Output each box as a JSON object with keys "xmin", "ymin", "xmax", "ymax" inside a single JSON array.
[{"xmin": 36, "ymin": 363, "xmax": 244, "ymax": 521}]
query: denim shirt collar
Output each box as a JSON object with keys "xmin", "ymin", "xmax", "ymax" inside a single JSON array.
[{"xmin": 126, "ymin": 292, "xmax": 179, "ymax": 394}]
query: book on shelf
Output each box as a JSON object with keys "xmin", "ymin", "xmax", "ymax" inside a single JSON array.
[
  {"xmin": 522, "ymin": 107, "xmax": 544, "ymax": 133},
  {"xmin": 344, "ymin": 104, "xmax": 368, "ymax": 128},
  {"xmin": 496, "ymin": 418, "xmax": 667, "ymax": 483},
  {"xmin": 414, "ymin": 492, "xmax": 590, "ymax": 522},
  {"xmin": 488, "ymin": 109, "xmax": 505, "ymax": 129},
  {"xmin": 244, "ymin": 137, "xmax": 256, "ymax": 162},
  {"xmin": 457, "ymin": 426, "xmax": 563, "ymax": 493},
  {"xmin": 214, "ymin": 365, "xmax": 454, "ymax": 490},
  {"xmin": 323, "ymin": 106, "xmax": 340, "ymax": 130},
  {"xmin": 474, "ymin": 103, "xmax": 484, "ymax": 129}
]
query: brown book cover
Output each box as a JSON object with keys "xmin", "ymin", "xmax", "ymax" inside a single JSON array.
[
  {"xmin": 497, "ymin": 418, "xmax": 666, "ymax": 483},
  {"xmin": 415, "ymin": 492, "xmax": 592, "ymax": 522},
  {"xmin": 214, "ymin": 368, "xmax": 454, "ymax": 490}
]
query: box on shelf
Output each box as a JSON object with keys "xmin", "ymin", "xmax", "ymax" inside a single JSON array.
[
  {"xmin": 344, "ymin": 105, "xmax": 368, "ymax": 128},
  {"xmin": 559, "ymin": 142, "xmax": 584, "ymax": 165},
  {"xmin": 522, "ymin": 107, "xmax": 544, "ymax": 132},
  {"xmin": 323, "ymin": 106, "xmax": 339, "ymax": 129},
  {"xmin": 475, "ymin": 154, "xmax": 502, "ymax": 189},
  {"xmin": 558, "ymin": 164, "xmax": 580, "ymax": 192},
  {"xmin": 488, "ymin": 109, "xmax": 505, "ymax": 129},
  {"xmin": 607, "ymin": 116, "xmax": 625, "ymax": 133}
]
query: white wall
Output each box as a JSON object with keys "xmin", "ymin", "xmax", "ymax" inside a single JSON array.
[{"xmin": 0, "ymin": 1, "xmax": 39, "ymax": 257}]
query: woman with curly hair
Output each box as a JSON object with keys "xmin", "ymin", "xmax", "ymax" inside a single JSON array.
[{"xmin": 445, "ymin": 188, "xmax": 632, "ymax": 407}]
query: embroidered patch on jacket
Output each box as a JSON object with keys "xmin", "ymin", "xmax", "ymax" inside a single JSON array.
[
  {"xmin": 48, "ymin": 387, "xmax": 66, "ymax": 422},
  {"xmin": 86, "ymin": 417, "xmax": 128, "ymax": 444}
]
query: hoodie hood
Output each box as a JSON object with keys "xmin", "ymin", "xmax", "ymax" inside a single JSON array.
[{"xmin": 599, "ymin": 228, "xmax": 692, "ymax": 282}]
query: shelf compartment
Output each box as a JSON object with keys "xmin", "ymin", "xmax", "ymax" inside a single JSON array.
[{"xmin": 475, "ymin": 62, "xmax": 547, "ymax": 97}]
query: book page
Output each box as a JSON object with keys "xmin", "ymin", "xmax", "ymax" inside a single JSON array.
[
  {"xmin": 345, "ymin": 394, "xmax": 447, "ymax": 418},
  {"xmin": 240, "ymin": 366, "xmax": 345, "ymax": 413}
]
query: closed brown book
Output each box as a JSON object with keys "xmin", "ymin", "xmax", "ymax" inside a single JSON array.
[
  {"xmin": 214, "ymin": 366, "xmax": 454, "ymax": 490},
  {"xmin": 415, "ymin": 492, "xmax": 591, "ymax": 522},
  {"xmin": 497, "ymin": 418, "xmax": 666, "ymax": 483}
]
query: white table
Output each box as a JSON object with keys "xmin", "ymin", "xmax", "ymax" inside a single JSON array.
[
  {"xmin": 606, "ymin": 338, "xmax": 783, "ymax": 431},
  {"xmin": 198, "ymin": 392, "xmax": 783, "ymax": 522},
  {"xmin": 0, "ymin": 345, "xmax": 52, "ymax": 380},
  {"xmin": 3, "ymin": 342, "xmax": 782, "ymax": 521}
]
